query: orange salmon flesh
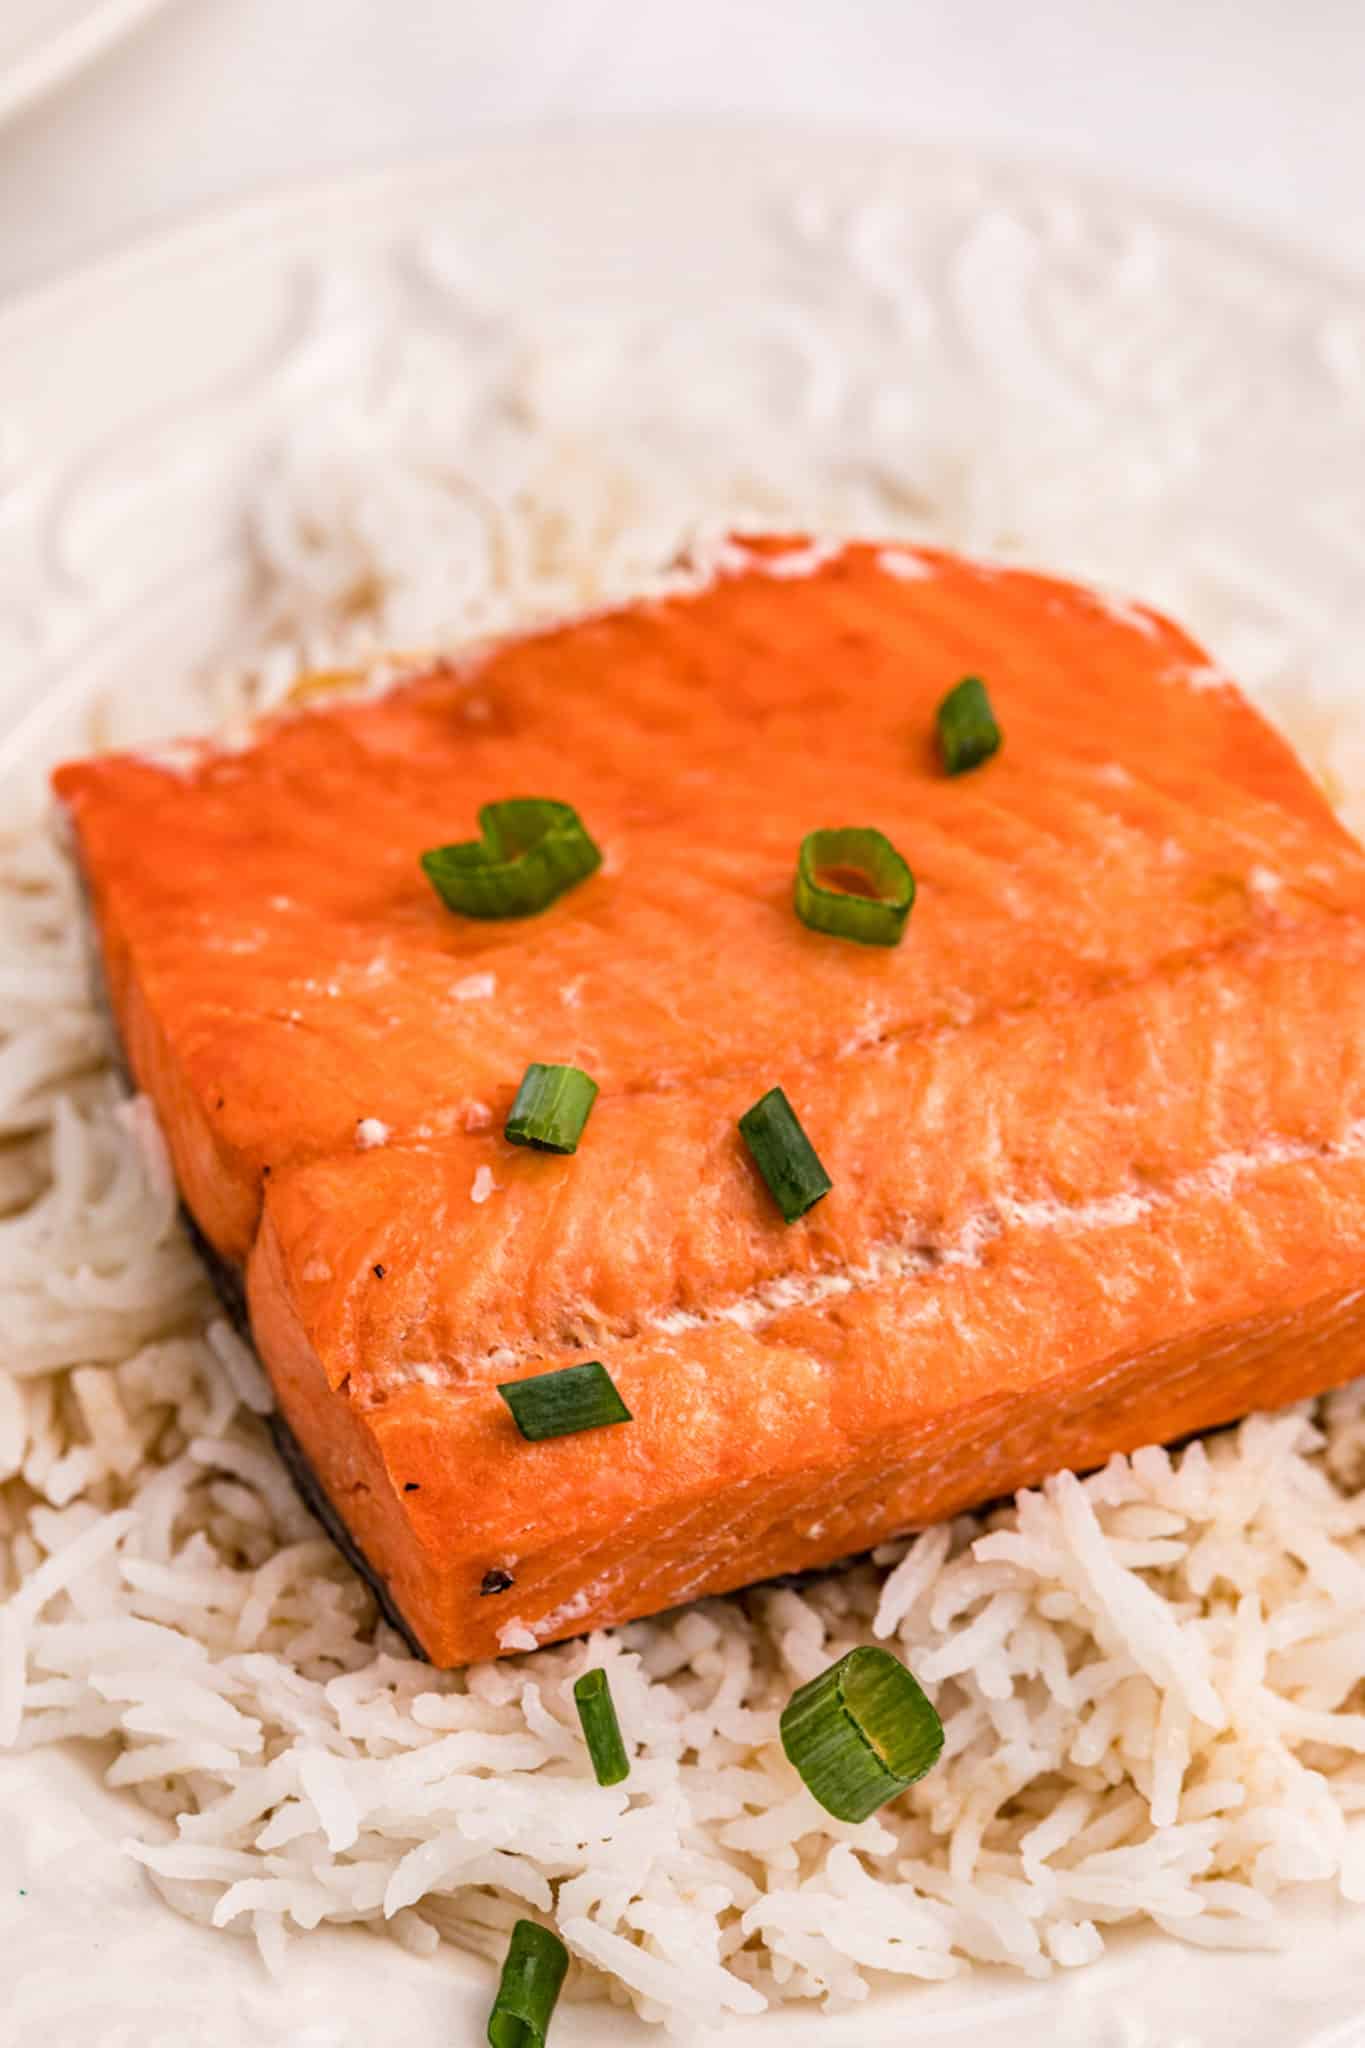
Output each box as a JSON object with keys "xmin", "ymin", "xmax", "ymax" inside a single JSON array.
[{"xmin": 54, "ymin": 536, "xmax": 1365, "ymax": 1666}]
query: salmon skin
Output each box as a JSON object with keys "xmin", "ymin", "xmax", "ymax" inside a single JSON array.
[{"xmin": 54, "ymin": 535, "xmax": 1365, "ymax": 1667}]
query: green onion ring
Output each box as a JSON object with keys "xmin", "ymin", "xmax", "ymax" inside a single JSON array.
[
  {"xmin": 422, "ymin": 797, "xmax": 601, "ymax": 919},
  {"xmin": 781, "ymin": 1645, "xmax": 944, "ymax": 1823},
  {"xmin": 795, "ymin": 827, "xmax": 915, "ymax": 946}
]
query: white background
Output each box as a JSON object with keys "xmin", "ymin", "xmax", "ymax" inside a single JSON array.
[{"xmin": 1, "ymin": 0, "xmax": 1364, "ymax": 305}]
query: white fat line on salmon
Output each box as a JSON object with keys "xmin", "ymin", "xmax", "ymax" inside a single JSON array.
[
  {"xmin": 533, "ymin": 1118, "xmax": 1365, "ymax": 1362},
  {"xmin": 1167, "ymin": 660, "xmax": 1237, "ymax": 695},
  {"xmin": 634, "ymin": 529, "xmax": 934, "ymax": 602},
  {"xmin": 756, "ymin": 538, "xmax": 847, "ymax": 580},
  {"xmin": 516, "ymin": 1584, "xmax": 603, "ymax": 1644},
  {"xmin": 452, "ymin": 971, "xmax": 496, "ymax": 1001},
  {"xmin": 694, "ymin": 534, "xmax": 845, "ymax": 584},
  {"xmin": 876, "ymin": 547, "xmax": 935, "ymax": 581},
  {"xmin": 358, "ymin": 1115, "xmax": 1365, "ymax": 1396},
  {"xmin": 1071, "ymin": 584, "xmax": 1164, "ymax": 640}
]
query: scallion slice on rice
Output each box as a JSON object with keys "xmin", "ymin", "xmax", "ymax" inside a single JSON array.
[
  {"xmin": 780, "ymin": 1645, "xmax": 943, "ymax": 1822},
  {"xmin": 573, "ymin": 1666, "xmax": 630, "ymax": 1786},
  {"xmin": 487, "ymin": 1918, "xmax": 569, "ymax": 2047}
]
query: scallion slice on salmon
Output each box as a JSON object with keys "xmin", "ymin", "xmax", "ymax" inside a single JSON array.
[
  {"xmin": 936, "ymin": 674, "xmax": 1001, "ymax": 774},
  {"xmin": 794, "ymin": 826, "xmax": 915, "ymax": 946},
  {"xmin": 497, "ymin": 1361, "xmax": 632, "ymax": 1442},
  {"xmin": 505, "ymin": 1063, "xmax": 599, "ymax": 1153},
  {"xmin": 739, "ymin": 1086, "xmax": 832, "ymax": 1222},
  {"xmin": 422, "ymin": 797, "xmax": 601, "ymax": 918}
]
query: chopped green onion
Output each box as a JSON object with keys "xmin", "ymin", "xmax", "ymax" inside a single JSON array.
[
  {"xmin": 780, "ymin": 1645, "xmax": 944, "ymax": 1823},
  {"xmin": 422, "ymin": 797, "xmax": 601, "ymax": 919},
  {"xmin": 505, "ymin": 1063, "xmax": 599, "ymax": 1153},
  {"xmin": 498, "ymin": 1361, "xmax": 632, "ymax": 1442},
  {"xmin": 573, "ymin": 1667, "xmax": 630, "ymax": 1786},
  {"xmin": 487, "ymin": 1918, "xmax": 569, "ymax": 2048},
  {"xmin": 739, "ymin": 1087, "xmax": 831, "ymax": 1223},
  {"xmin": 795, "ymin": 827, "xmax": 915, "ymax": 947},
  {"xmin": 936, "ymin": 676, "xmax": 1001, "ymax": 775}
]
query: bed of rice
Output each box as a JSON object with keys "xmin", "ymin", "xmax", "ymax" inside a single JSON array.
[{"xmin": 6, "ymin": 219, "xmax": 1365, "ymax": 2039}]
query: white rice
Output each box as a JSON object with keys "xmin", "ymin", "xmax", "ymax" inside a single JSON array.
[{"xmin": 6, "ymin": 211, "xmax": 1365, "ymax": 2038}]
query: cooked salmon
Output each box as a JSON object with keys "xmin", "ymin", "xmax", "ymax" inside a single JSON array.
[{"xmin": 54, "ymin": 536, "xmax": 1365, "ymax": 1666}]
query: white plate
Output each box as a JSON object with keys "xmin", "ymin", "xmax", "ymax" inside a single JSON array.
[
  {"xmin": 0, "ymin": 0, "xmax": 174, "ymax": 129},
  {"xmin": 3, "ymin": 131, "xmax": 1365, "ymax": 2047}
]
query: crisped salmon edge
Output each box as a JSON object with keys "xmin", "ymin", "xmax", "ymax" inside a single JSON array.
[{"xmin": 358, "ymin": 1112, "xmax": 1365, "ymax": 1401}]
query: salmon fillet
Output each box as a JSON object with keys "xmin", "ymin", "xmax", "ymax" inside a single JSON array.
[{"xmin": 54, "ymin": 536, "xmax": 1365, "ymax": 1666}]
